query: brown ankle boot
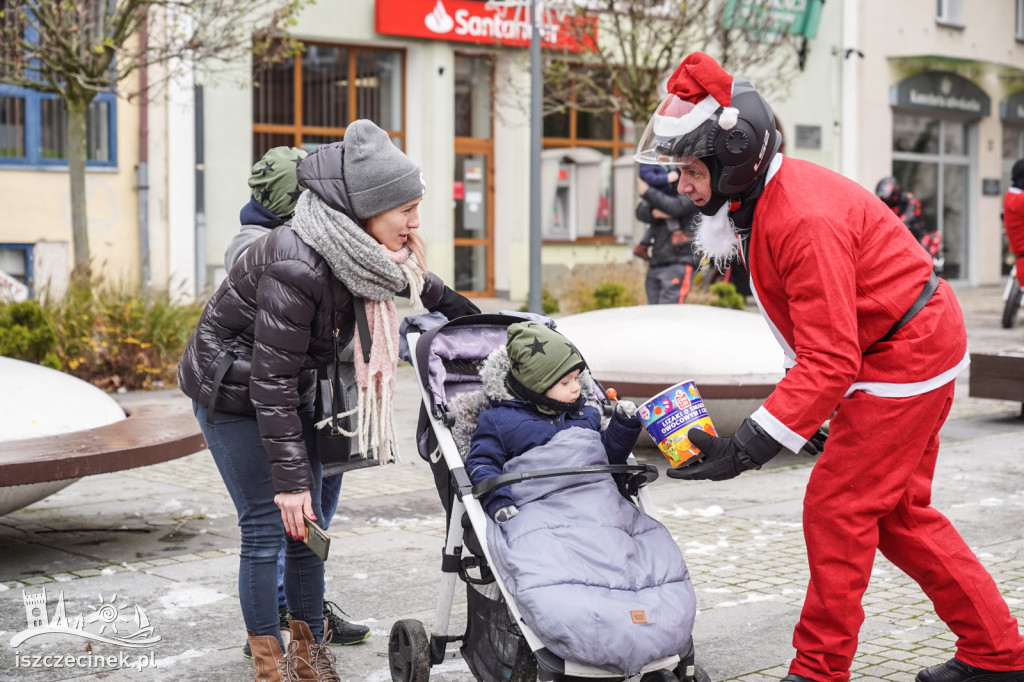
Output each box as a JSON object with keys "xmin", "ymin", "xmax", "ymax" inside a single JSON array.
[
  {"xmin": 287, "ymin": 619, "xmax": 341, "ymax": 682},
  {"xmin": 246, "ymin": 630, "xmax": 298, "ymax": 682}
]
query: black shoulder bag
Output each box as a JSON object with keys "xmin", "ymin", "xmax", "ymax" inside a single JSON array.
[{"xmin": 314, "ymin": 302, "xmax": 380, "ymax": 476}]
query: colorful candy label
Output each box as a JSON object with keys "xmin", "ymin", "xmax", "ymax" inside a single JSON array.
[{"xmin": 637, "ymin": 380, "xmax": 716, "ymax": 468}]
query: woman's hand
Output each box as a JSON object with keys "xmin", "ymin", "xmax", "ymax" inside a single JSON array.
[
  {"xmin": 651, "ymin": 208, "xmax": 671, "ymax": 219},
  {"xmin": 275, "ymin": 490, "xmax": 314, "ymax": 541}
]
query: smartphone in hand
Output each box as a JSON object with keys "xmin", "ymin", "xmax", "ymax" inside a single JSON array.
[{"xmin": 303, "ymin": 514, "xmax": 331, "ymax": 562}]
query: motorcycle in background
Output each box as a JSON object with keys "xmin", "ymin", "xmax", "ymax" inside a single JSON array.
[
  {"xmin": 1003, "ymin": 264, "xmax": 1023, "ymax": 329},
  {"xmin": 921, "ymin": 230, "xmax": 944, "ymax": 276}
]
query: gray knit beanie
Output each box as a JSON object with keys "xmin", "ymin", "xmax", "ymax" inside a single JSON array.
[{"xmin": 343, "ymin": 119, "xmax": 426, "ymax": 220}]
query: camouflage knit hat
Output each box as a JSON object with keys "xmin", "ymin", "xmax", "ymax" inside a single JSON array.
[
  {"xmin": 249, "ymin": 146, "xmax": 307, "ymax": 218},
  {"xmin": 505, "ymin": 321, "xmax": 587, "ymax": 410}
]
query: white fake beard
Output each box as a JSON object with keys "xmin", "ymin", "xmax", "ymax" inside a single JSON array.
[{"xmin": 692, "ymin": 202, "xmax": 741, "ymax": 271}]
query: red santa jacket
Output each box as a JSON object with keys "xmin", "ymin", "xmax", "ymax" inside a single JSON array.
[
  {"xmin": 1005, "ymin": 187, "xmax": 1024, "ymax": 257},
  {"xmin": 744, "ymin": 156, "xmax": 969, "ymax": 453}
]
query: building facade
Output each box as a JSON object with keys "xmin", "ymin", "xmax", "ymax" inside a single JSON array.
[
  {"xmin": 4, "ymin": 0, "xmax": 1023, "ymax": 301},
  {"xmin": 773, "ymin": 0, "xmax": 1024, "ymax": 285}
]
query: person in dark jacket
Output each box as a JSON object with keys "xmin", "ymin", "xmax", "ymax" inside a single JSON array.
[
  {"xmin": 466, "ymin": 321, "xmax": 641, "ymax": 523},
  {"xmin": 876, "ymin": 175, "xmax": 927, "ymax": 242},
  {"xmin": 225, "ymin": 146, "xmax": 307, "ymax": 269},
  {"xmin": 633, "ymin": 175, "xmax": 700, "ymax": 304},
  {"xmin": 178, "ymin": 119, "xmax": 480, "ymax": 677},
  {"xmin": 226, "ymin": 146, "xmax": 371, "ymax": 658}
]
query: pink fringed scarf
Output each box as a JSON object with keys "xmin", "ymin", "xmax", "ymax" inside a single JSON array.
[{"xmin": 353, "ymin": 244, "xmax": 424, "ymax": 464}]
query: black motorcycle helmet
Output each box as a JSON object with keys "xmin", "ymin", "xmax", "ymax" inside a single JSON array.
[
  {"xmin": 1012, "ymin": 159, "xmax": 1024, "ymax": 189},
  {"xmin": 875, "ymin": 176, "xmax": 901, "ymax": 208},
  {"xmin": 635, "ymin": 78, "xmax": 781, "ymax": 200}
]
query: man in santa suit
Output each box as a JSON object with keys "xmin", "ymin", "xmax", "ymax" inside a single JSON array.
[
  {"xmin": 1004, "ymin": 159, "xmax": 1024, "ymax": 289},
  {"xmin": 635, "ymin": 52, "xmax": 1024, "ymax": 682}
]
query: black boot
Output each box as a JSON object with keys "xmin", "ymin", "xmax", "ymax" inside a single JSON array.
[
  {"xmin": 781, "ymin": 675, "xmax": 819, "ymax": 682},
  {"xmin": 917, "ymin": 658, "xmax": 1024, "ymax": 682}
]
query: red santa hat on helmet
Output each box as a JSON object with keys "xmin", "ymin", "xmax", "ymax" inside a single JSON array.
[{"xmin": 652, "ymin": 52, "xmax": 739, "ymax": 138}]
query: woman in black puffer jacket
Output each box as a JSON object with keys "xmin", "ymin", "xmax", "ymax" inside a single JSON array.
[{"xmin": 178, "ymin": 120, "xmax": 478, "ymax": 678}]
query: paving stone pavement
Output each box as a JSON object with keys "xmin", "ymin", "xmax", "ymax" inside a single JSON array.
[{"xmin": 1, "ymin": 284, "xmax": 1022, "ymax": 681}]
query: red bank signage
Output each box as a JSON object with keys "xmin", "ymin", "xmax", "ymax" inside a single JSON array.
[{"xmin": 375, "ymin": 0, "xmax": 595, "ymax": 52}]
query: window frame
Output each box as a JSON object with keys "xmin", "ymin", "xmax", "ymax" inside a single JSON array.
[
  {"xmin": 936, "ymin": 0, "xmax": 964, "ymax": 28},
  {"xmin": 0, "ymin": 11, "xmax": 118, "ymax": 170},
  {"xmin": 0, "ymin": 243, "xmax": 34, "ymax": 299},
  {"xmin": 0, "ymin": 87, "xmax": 118, "ymax": 170},
  {"xmin": 252, "ymin": 41, "xmax": 407, "ymax": 160}
]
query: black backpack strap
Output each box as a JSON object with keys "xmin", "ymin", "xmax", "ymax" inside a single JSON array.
[
  {"xmin": 353, "ymin": 297, "xmax": 371, "ymax": 363},
  {"xmin": 206, "ymin": 350, "xmax": 237, "ymax": 427}
]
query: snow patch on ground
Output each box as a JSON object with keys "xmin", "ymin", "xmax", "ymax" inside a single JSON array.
[
  {"xmin": 663, "ymin": 504, "xmax": 725, "ymax": 518},
  {"xmin": 154, "ymin": 648, "xmax": 215, "ymax": 668},
  {"xmin": 157, "ymin": 585, "xmax": 229, "ymax": 618},
  {"xmin": 714, "ymin": 592, "xmax": 777, "ymax": 608}
]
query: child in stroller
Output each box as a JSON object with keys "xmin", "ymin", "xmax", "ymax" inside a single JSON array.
[
  {"xmin": 391, "ymin": 313, "xmax": 708, "ymax": 682},
  {"xmin": 466, "ymin": 320, "xmax": 644, "ymax": 524}
]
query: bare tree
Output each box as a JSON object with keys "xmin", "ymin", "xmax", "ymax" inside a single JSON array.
[
  {"xmin": 0, "ymin": 0, "xmax": 306, "ymax": 273},
  {"xmin": 527, "ymin": 0, "xmax": 805, "ymax": 126}
]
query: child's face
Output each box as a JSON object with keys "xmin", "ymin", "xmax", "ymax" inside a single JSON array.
[{"xmin": 545, "ymin": 369, "xmax": 582, "ymax": 404}]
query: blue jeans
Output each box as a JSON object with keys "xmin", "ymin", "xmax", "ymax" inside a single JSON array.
[
  {"xmin": 276, "ymin": 472, "xmax": 342, "ymax": 610},
  {"xmin": 194, "ymin": 401, "xmax": 325, "ymax": 644}
]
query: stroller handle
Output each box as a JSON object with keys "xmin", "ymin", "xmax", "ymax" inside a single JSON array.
[{"xmin": 470, "ymin": 463, "xmax": 659, "ymax": 498}]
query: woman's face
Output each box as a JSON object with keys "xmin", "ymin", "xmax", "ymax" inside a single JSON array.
[
  {"xmin": 675, "ymin": 158, "xmax": 713, "ymax": 208},
  {"xmin": 364, "ymin": 199, "xmax": 422, "ymax": 251}
]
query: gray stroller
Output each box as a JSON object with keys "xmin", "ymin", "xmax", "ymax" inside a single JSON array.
[{"xmin": 389, "ymin": 313, "xmax": 710, "ymax": 682}]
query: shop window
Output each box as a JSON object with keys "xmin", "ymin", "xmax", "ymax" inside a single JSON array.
[
  {"xmin": 542, "ymin": 68, "xmax": 633, "ymax": 241},
  {"xmin": 253, "ymin": 43, "xmax": 405, "ymax": 161},
  {"xmin": 936, "ymin": 0, "xmax": 963, "ymax": 28},
  {"xmin": 0, "ymin": 88, "xmax": 116, "ymax": 167}
]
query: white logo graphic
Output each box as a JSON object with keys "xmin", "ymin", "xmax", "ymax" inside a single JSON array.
[
  {"xmin": 11, "ymin": 588, "xmax": 161, "ymax": 649},
  {"xmin": 425, "ymin": 1, "xmax": 455, "ymax": 33}
]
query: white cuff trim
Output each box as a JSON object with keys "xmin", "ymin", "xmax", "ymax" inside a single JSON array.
[{"xmin": 750, "ymin": 406, "xmax": 806, "ymax": 454}]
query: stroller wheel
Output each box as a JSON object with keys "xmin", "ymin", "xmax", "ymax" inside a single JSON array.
[{"xmin": 388, "ymin": 619, "xmax": 430, "ymax": 682}]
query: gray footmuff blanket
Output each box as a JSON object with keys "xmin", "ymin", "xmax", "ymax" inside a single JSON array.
[{"xmin": 485, "ymin": 427, "xmax": 696, "ymax": 676}]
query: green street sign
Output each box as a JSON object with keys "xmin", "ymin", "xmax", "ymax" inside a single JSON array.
[{"xmin": 722, "ymin": 0, "xmax": 824, "ymax": 44}]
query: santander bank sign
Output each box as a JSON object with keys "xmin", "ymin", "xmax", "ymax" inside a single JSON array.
[{"xmin": 375, "ymin": 0, "xmax": 594, "ymax": 52}]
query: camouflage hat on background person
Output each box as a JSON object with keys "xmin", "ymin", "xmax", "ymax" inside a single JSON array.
[
  {"xmin": 249, "ymin": 146, "xmax": 307, "ymax": 218},
  {"xmin": 505, "ymin": 321, "xmax": 587, "ymax": 413}
]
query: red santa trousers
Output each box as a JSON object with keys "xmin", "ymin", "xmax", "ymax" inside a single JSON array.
[{"xmin": 788, "ymin": 382, "xmax": 1024, "ymax": 681}]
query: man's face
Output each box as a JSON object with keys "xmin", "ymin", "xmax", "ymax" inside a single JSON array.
[{"xmin": 674, "ymin": 158, "xmax": 713, "ymax": 208}]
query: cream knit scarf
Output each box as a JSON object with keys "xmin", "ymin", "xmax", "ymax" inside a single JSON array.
[{"xmin": 292, "ymin": 191, "xmax": 425, "ymax": 464}]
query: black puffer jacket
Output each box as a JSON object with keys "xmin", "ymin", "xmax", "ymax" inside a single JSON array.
[{"xmin": 178, "ymin": 143, "xmax": 447, "ymax": 494}]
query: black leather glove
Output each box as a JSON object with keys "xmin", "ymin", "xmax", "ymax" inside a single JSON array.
[
  {"xmin": 431, "ymin": 286, "xmax": 481, "ymax": 320},
  {"xmin": 667, "ymin": 418, "xmax": 782, "ymax": 481},
  {"xmin": 420, "ymin": 273, "xmax": 481, "ymax": 320},
  {"xmin": 801, "ymin": 425, "xmax": 828, "ymax": 456}
]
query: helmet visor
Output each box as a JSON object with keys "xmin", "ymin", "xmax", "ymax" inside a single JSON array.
[{"xmin": 634, "ymin": 93, "xmax": 719, "ymax": 166}]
